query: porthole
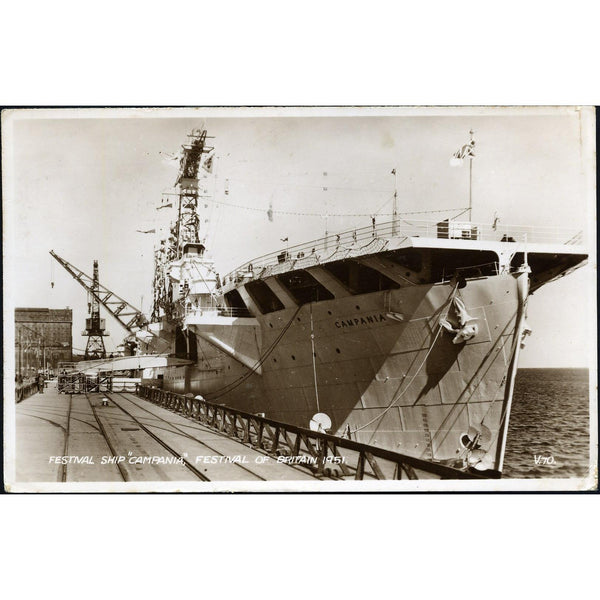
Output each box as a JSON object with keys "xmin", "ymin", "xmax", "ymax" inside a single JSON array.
[
  {"xmin": 291, "ymin": 355, "xmax": 296, "ymax": 360},
  {"xmin": 328, "ymin": 310, "xmax": 332, "ymax": 315},
  {"xmin": 335, "ymin": 348, "xmax": 341, "ymax": 354},
  {"xmin": 273, "ymin": 358, "xmax": 277, "ymax": 363},
  {"xmin": 355, "ymin": 305, "xmax": 360, "ymax": 310},
  {"xmin": 297, "ymin": 317, "xmax": 301, "ymax": 322},
  {"xmin": 269, "ymin": 323, "xmax": 273, "ymax": 328}
]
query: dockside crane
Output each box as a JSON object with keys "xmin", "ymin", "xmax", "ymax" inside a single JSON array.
[
  {"xmin": 49, "ymin": 250, "xmax": 150, "ymax": 356},
  {"xmin": 84, "ymin": 259, "xmax": 109, "ymax": 359}
]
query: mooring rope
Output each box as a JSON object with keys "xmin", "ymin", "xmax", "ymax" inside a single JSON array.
[
  {"xmin": 206, "ymin": 304, "xmax": 302, "ymax": 400},
  {"xmin": 309, "ymin": 303, "xmax": 320, "ymax": 413},
  {"xmin": 349, "ymin": 283, "xmax": 460, "ymax": 435}
]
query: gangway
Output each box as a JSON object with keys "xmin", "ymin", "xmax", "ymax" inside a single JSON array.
[{"xmin": 57, "ymin": 355, "xmax": 193, "ymax": 394}]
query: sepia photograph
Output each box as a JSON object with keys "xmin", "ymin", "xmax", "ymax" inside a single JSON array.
[{"xmin": 3, "ymin": 106, "xmax": 597, "ymax": 492}]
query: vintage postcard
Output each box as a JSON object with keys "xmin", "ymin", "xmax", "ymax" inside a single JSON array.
[{"xmin": 3, "ymin": 106, "xmax": 597, "ymax": 492}]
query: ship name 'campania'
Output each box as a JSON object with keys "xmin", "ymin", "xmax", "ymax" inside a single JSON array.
[{"xmin": 334, "ymin": 314, "xmax": 387, "ymax": 328}]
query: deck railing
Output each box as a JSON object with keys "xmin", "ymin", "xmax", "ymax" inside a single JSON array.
[
  {"xmin": 222, "ymin": 218, "xmax": 584, "ymax": 287},
  {"xmin": 184, "ymin": 305, "xmax": 253, "ymax": 318}
]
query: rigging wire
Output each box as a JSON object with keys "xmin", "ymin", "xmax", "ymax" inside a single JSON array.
[
  {"xmin": 309, "ymin": 303, "xmax": 320, "ymax": 413},
  {"xmin": 425, "ymin": 275, "xmax": 529, "ymax": 462},
  {"xmin": 211, "ymin": 173, "xmax": 396, "ymax": 194},
  {"xmin": 443, "ymin": 325, "xmax": 522, "ymax": 468},
  {"xmin": 159, "ymin": 190, "xmax": 468, "ymax": 219},
  {"xmin": 371, "ymin": 193, "xmax": 395, "ymax": 216},
  {"xmin": 349, "ymin": 283, "xmax": 460, "ymax": 435},
  {"xmin": 205, "ymin": 304, "xmax": 303, "ymax": 401},
  {"xmin": 420, "ymin": 312, "xmax": 517, "ymax": 461},
  {"xmin": 475, "ymin": 298, "xmax": 529, "ymax": 456}
]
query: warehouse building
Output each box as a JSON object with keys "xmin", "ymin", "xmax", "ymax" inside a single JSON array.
[{"xmin": 15, "ymin": 308, "xmax": 73, "ymax": 377}]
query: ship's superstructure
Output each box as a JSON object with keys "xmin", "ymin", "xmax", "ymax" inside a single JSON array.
[
  {"xmin": 151, "ymin": 128, "xmax": 218, "ymax": 324},
  {"xmin": 138, "ymin": 128, "xmax": 588, "ymax": 476}
]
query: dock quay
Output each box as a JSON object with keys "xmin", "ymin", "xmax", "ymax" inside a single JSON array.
[
  {"xmin": 15, "ymin": 383, "xmax": 318, "ymax": 484},
  {"xmin": 13, "ymin": 380, "xmax": 486, "ymax": 487}
]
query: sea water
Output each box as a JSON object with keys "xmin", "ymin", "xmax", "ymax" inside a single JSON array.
[{"xmin": 503, "ymin": 368, "xmax": 592, "ymax": 479}]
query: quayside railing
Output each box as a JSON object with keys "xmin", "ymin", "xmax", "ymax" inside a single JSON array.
[
  {"xmin": 15, "ymin": 381, "xmax": 39, "ymax": 403},
  {"xmin": 136, "ymin": 385, "xmax": 490, "ymax": 480}
]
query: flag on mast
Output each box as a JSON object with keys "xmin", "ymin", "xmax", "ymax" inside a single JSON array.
[
  {"xmin": 202, "ymin": 149, "xmax": 215, "ymax": 173},
  {"xmin": 450, "ymin": 132, "xmax": 476, "ymax": 166}
]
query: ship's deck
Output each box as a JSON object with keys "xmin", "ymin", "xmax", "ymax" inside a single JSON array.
[{"xmin": 221, "ymin": 217, "xmax": 585, "ymax": 290}]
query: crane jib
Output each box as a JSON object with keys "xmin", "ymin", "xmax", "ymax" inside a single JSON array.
[{"xmin": 49, "ymin": 250, "xmax": 148, "ymax": 337}]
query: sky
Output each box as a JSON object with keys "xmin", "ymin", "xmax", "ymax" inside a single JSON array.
[{"xmin": 2, "ymin": 107, "xmax": 595, "ymax": 367}]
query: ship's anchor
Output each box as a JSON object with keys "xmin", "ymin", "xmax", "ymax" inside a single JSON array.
[
  {"xmin": 460, "ymin": 423, "xmax": 495, "ymax": 471},
  {"xmin": 520, "ymin": 318, "xmax": 533, "ymax": 349},
  {"xmin": 440, "ymin": 297, "xmax": 479, "ymax": 344}
]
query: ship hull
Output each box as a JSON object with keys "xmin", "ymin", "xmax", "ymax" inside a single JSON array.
[{"xmin": 153, "ymin": 272, "xmax": 524, "ymax": 472}]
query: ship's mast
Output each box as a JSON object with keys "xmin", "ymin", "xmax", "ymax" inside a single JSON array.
[
  {"xmin": 151, "ymin": 128, "xmax": 214, "ymax": 322},
  {"xmin": 174, "ymin": 129, "xmax": 214, "ymax": 257},
  {"xmin": 450, "ymin": 129, "xmax": 476, "ymax": 221}
]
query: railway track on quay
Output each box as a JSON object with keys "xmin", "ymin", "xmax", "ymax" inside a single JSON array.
[
  {"xmin": 83, "ymin": 390, "xmax": 315, "ymax": 482},
  {"xmin": 95, "ymin": 392, "xmax": 211, "ymax": 482},
  {"xmin": 16, "ymin": 385, "xmax": 483, "ymax": 483},
  {"xmin": 107, "ymin": 391, "xmax": 331, "ymax": 481},
  {"xmin": 16, "ymin": 386, "xmax": 319, "ymax": 482},
  {"xmin": 84, "ymin": 393, "xmax": 130, "ymax": 482},
  {"xmin": 102, "ymin": 391, "xmax": 311, "ymax": 482}
]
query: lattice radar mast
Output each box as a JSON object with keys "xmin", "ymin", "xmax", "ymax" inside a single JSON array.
[{"xmin": 151, "ymin": 128, "xmax": 215, "ymax": 322}]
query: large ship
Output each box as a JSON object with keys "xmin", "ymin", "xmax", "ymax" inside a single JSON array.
[{"xmin": 136, "ymin": 127, "xmax": 588, "ymax": 476}]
